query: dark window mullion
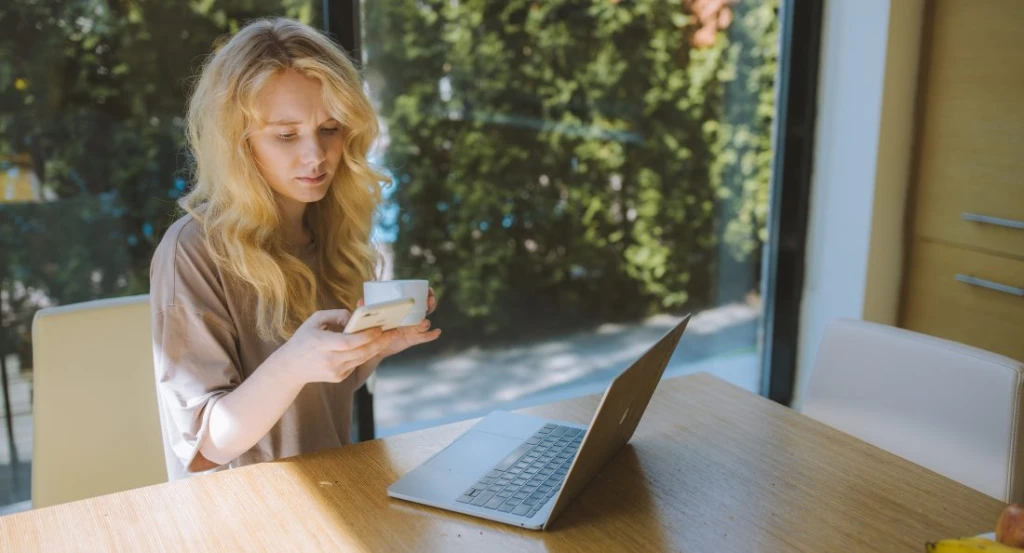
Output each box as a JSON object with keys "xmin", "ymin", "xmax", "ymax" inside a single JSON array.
[
  {"xmin": 323, "ymin": 0, "xmax": 361, "ymax": 67},
  {"xmin": 759, "ymin": 0, "xmax": 824, "ymax": 405}
]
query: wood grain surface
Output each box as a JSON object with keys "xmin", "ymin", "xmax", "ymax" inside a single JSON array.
[{"xmin": 0, "ymin": 373, "xmax": 1004, "ymax": 552}]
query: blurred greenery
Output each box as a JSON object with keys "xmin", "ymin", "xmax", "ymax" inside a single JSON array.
[
  {"xmin": 0, "ymin": 0, "xmax": 318, "ymax": 363},
  {"xmin": 0, "ymin": 0, "xmax": 778, "ymax": 362},
  {"xmin": 366, "ymin": 0, "xmax": 778, "ymax": 345}
]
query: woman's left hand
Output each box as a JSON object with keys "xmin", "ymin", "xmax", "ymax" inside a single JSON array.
[{"xmin": 360, "ymin": 287, "xmax": 440, "ymax": 360}]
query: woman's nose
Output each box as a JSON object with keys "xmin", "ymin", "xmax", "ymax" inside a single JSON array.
[{"xmin": 300, "ymin": 136, "xmax": 326, "ymax": 167}]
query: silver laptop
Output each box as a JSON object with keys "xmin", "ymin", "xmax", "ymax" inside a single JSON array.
[{"xmin": 387, "ymin": 315, "xmax": 690, "ymax": 530}]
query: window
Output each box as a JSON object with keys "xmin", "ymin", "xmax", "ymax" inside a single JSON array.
[{"xmin": 360, "ymin": 0, "xmax": 780, "ymax": 435}]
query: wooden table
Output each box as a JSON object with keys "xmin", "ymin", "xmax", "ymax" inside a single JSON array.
[{"xmin": 0, "ymin": 373, "xmax": 1005, "ymax": 552}]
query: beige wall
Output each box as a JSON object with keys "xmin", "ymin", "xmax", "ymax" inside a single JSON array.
[{"xmin": 862, "ymin": 0, "xmax": 926, "ymax": 325}]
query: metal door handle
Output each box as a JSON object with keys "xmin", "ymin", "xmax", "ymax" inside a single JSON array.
[
  {"xmin": 955, "ymin": 274, "xmax": 1024, "ymax": 297},
  {"xmin": 962, "ymin": 212, "xmax": 1024, "ymax": 230}
]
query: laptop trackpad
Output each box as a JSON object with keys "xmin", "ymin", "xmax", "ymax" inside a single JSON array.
[{"xmin": 425, "ymin": 430, "xmax": 524, "ymax": 476}]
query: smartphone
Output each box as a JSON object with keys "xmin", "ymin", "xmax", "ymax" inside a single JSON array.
[{"xmin": 342, "ymin": 297, "xmax": 416, "ymax": 334}]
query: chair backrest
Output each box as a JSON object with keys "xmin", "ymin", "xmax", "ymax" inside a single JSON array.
[
  {"xmin": 802, "ymin": 318, "xmax": 1024, "ymax": 502},
  {"xmin": 32, "ymin": 295, "xmax": 166, "ymax": 508}
]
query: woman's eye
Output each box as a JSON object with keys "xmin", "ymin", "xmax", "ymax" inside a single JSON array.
[
  {"xmin": 277, "ymin": 133, "xmax": 297, "ymax": 141},
  {"xmin": 321, "ymin": 127, "xmax": 340, "ymax": 135}
]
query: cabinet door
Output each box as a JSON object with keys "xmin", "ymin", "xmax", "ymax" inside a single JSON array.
[
  {"xmin": 902, "ymin": 239, "xmax": 1024, "ymax": 362},
  {"xmin": 911, "ymin": 0, "xmax": 1024, "ymax": 258}
]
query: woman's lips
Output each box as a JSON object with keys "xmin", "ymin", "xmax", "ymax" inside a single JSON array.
[{"xmin": 296, "ymin": 173, "xmax": 327, "ymax": 184}]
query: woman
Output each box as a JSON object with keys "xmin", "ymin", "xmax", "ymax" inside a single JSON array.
[{"xmin": 150, "ymin": 17, "xmax": 440, "ymax": 480}]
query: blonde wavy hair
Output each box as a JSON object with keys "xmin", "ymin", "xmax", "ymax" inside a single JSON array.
[{"xmin": 181, "ymin": 17, "xmax": 386, "ymax": 341}]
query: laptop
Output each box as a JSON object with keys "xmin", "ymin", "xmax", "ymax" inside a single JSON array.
[{"xmin": 387, "ymin": 314, "xmax": 690, "ymax": 530}]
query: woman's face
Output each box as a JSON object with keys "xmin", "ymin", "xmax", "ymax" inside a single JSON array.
[{"xmin": 249, "ymin": 69, "xmax": 345, "ymax": 212}]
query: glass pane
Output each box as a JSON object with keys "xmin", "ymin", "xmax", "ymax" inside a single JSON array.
[
  {"xmin": 362, "ymin": 0, "xmax": 780, "ymax": 435},
  {"xmin": 0, "ymin": 0, "xmax": 320, "ymax": 513}
]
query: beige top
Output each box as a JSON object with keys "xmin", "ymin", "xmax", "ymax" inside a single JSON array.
[{"xmin": 149, "ymin": 214, "xmax": 360, "ymax": 481}]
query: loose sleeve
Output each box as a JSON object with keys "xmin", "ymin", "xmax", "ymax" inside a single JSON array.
[
  {"xmin": 153, "ymin": 303, "xmax": 241, "ymax": 472},
  {"xmin": 149, "ymin": 218, "xmax": 243, "ymax": 474}
]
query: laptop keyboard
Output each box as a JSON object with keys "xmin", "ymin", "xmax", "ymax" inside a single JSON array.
[{"xmin": 455, "ymin": 423, "xmax": 583, "ymax": 518}]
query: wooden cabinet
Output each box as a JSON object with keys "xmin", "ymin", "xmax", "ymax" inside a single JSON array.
[
  {"xmin": 900, "ymin": 0, "xmax": 1024, "ymax": 362},
  {"xmin": 903, "ymin": 240, "xmax": 1024, "ymax": 360}
]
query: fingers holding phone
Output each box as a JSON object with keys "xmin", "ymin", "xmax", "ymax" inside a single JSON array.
[{"xmin": 270, "ymin": 309, "xmax": 396, "ymax": 385}]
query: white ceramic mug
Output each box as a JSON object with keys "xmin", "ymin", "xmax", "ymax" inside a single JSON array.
[{"xmin": 363, "ymin": 279, "xmax": 429, "ymax": 326}]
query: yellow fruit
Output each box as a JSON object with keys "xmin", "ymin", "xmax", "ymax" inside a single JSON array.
[{"xmin": 926, "ymin": 537, "xmax": 1024, "ymax": 552}]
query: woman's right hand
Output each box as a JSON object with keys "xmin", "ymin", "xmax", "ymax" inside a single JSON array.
[{"xmin": 270, "ymin": 309, "xmax": 396, "ymax": 385}]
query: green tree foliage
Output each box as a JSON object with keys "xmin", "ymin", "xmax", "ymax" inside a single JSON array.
[
  {"xmin": 0, "ymin": 0, "xmax": 316, "ymax": 360},
  {"xmin": 0, "ymin": 0, "xmax": 777, "ymax": 360},
  {"xmin": 365, "ymin": 0, "xmax": 778, "ymax": 342}
]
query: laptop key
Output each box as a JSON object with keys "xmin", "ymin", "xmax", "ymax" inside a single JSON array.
[
  {"xmin": 456, "ymin": 494, "xmax": 474, "ymax": 504},
  {"xmin": 513, "ymin": 504, "xmax": 532, "ymax": 516},
  {"xmin": 471, "ymin": 491, "xmax": 496, "ymax": 506},
  {"xmin": 497, "ymin": 503, "xmax": 516, "ymax": 513},
  {"xmin": 484, "ymin": 496, "xmax": 506, "ymax": 509}
]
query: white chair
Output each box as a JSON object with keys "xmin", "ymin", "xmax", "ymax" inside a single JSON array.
[
  {"xmin": 802, "ymin": 318, "xmax": 1024, "ymax": 502},
  {"xmin": 31, "ymin": 295, "xmax": 166, "ymax": 508}
]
